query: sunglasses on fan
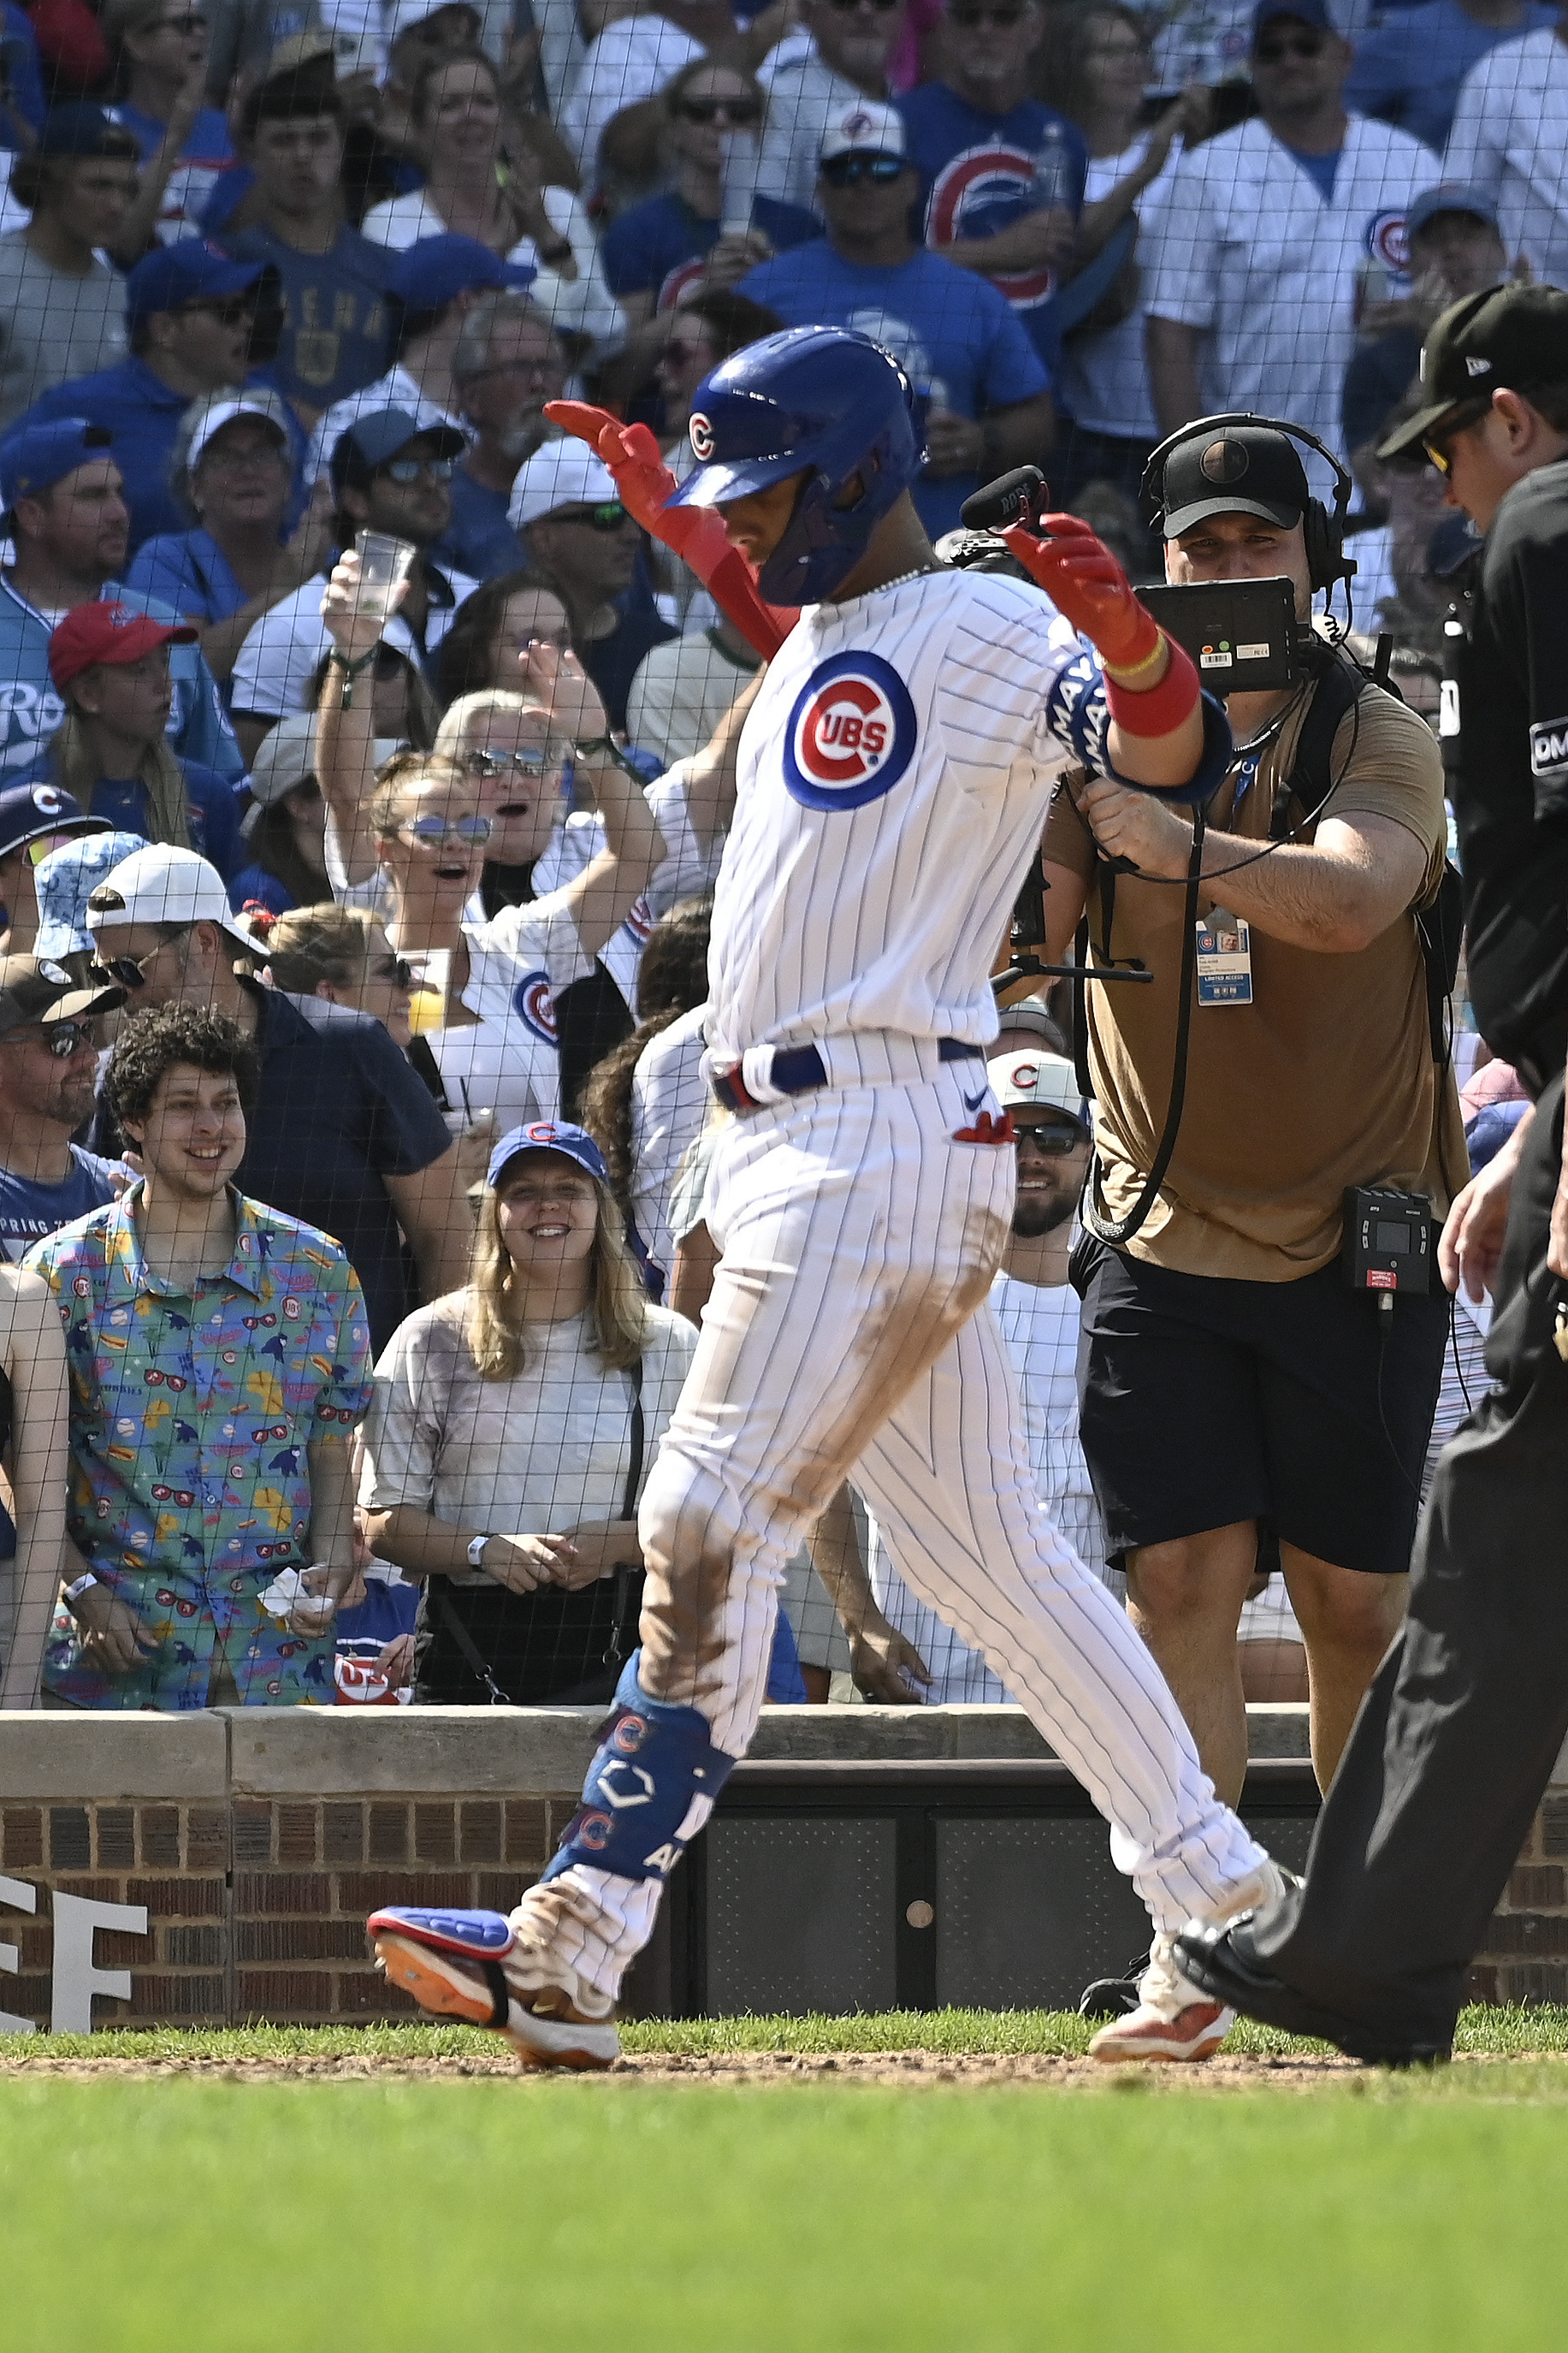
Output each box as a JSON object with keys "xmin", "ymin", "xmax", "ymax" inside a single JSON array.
[
  {"xmin": 820, "ymin": 152, "xmax": 907, "ymax": 187},
  {"xmin": 678, "ymin": 96, "xmax": 762, "ymax": 124}
]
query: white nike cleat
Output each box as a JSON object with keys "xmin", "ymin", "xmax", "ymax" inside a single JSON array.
[{"xmin": 1087, "ymin": 1859, "xmax": 1293, "ymax": 2066}]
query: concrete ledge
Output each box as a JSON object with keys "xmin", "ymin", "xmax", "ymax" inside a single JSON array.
[
  {"xmin": 0, "ymin": 1710, "xmax": 228, "ymax": 1799},
  {"xmin": 226, "ymin": 1705, "xmax": 604, "ymax": 1798},
  {"xmin": 0, "ymin": 1700, "xmax": 1315, "ymax": 1802}
]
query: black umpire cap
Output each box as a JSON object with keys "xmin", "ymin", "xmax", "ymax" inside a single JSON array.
[{"xmin": 1377, "ymin": 283, "xmax": 1568, "ymax": 459}]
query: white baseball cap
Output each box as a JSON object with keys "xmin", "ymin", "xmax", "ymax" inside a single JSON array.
[
  {"xmin": 183, "ymin": 391, "xmax": 291, "ymax": 477},
  {"xmin": 820, "ymin": 99, "xmax": 907, "ymax": 163},
  {"xmin": 85, "ymin": 844, "xmax": 253, "ymax": 952},
  {"xmin": 507, "ymin": 443, "xmax": 620, "ymax": 533},
  {"xmin": 986, "ymin": 1048, "xmax": 1091, "ymax": 1128}
]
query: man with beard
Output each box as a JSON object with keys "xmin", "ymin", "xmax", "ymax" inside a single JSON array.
[
  {"xmin": 858, "ymin": 1048, "xmax": 1109, "ymax": 1702},
  {"xmin": 441, "ymin": 294, "xmax": 567, "ymax": 582}
]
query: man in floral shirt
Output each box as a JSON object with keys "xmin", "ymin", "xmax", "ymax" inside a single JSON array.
[{"xmin": 31, "ymin": 1002, "xmax": 374, "ymax": 1710}]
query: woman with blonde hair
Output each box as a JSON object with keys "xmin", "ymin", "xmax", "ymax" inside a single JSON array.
[
  {"xmin": 357, "ymin": 1120, "xmax": 698, "ymax": 1705},
  {"xmin": 318, "ymin": 550, "xmax": 678, "ymax": 1112},
  {"xmin": 255, "ymin": 903, "xmax": 423, "ymax": 1053}
]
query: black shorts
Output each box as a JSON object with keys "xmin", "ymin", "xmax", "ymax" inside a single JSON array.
[{"xmin": 1074, "ymin": 1241, "xmax": 1450, "ymax": 1577}]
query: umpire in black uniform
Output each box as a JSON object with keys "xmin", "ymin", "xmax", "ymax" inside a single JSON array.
[{"xmin": 1173, "ymin": 282, "xmax": 1568, "ymax": 2064}]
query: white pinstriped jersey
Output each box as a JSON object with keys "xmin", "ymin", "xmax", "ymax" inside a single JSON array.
[{"xmin": 706, "ymin": 568, "xmax": 1115, "ymax": 1064}]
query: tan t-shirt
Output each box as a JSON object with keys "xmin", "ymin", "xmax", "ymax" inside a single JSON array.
[{"xmin": 1041, "ymin": 669, "xmax": 1468, "ymax": 1281}]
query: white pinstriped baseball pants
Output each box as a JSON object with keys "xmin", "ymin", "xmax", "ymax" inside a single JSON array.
[{"xmin": 518, "ymin": 1068, "xmax": 1271, "ymax": 1995}]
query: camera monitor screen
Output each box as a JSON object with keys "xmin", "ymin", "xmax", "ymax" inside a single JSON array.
[{"xmin": 1136, "ymin": 577, "xmax": 1301, "ymax": 695}]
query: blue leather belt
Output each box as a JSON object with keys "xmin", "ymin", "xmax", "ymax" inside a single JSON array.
[{"xmin": 711, "ymin": 1036, "xmax": 984, "ymax": 1114}]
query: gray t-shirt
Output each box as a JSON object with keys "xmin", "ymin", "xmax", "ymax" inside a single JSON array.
[
  {"xmin": 358, "ymin": 1295, "xmax": 697, "ymax": 1585},
  {"xmin": 0, "ymin": 237, "xmax": 129, "ymax": 429}
]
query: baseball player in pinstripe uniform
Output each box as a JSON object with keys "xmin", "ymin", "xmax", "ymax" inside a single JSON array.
[{"xmin": 369, "ymin": 327, "xmax": 1284, "ymax": 2068}]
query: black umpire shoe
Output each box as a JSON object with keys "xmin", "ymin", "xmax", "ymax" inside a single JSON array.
[
  {"xmin": 1173, "ymin": 1921, "xmax": 1453, "ymax": 2068},
  {"xmin": 1077, "ymin": 1953, "xmax": 1149, "ymax": 2019}
]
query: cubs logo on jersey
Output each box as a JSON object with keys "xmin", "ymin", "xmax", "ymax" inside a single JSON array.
[
  {"xmin": 1364, "ymin": 209, "xmax": 1410, "ymax": 278},
  {"xmin": 659, "ymin": 255, "xmax": 708, "ymax": 315},
  {"xmin": 511, "ymin": 971, "xmax": 558, "ymax": 1043},
  {"xmin": 926, "ymin": 145, "xmax": 1056, "ymax": 309},
  {"xmin": 782, "ymin": 652, "xmax": 917, "ymax": 810}
]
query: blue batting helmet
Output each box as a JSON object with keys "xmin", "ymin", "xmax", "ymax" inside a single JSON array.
[{"xmin": 666, "ymin": 326, "xmax": 920, "ymax": 604}]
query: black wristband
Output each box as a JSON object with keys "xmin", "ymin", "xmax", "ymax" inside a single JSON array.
[{"xmin": 327, "ymin": 643, "xmax": 380, "ymax": 708}]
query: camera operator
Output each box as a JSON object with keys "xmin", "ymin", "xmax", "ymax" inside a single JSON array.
[
  {"xmin": 1040, "ymin": 417, "xmax": 1466, "ymax": 1805},
  {"xmin": 1173, "ymin": 287, "xmax": 1568, "ymax": 2065}
]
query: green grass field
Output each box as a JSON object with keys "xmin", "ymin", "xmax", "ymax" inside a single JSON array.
[{"xmin": 8, "ymin": 2009, "xmax": 1568, "ymax": 2351}]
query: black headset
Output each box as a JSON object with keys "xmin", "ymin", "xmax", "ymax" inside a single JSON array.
[{"xmin": 1138, "ymin": 412, "xmax": 1356, "ymax": 595}]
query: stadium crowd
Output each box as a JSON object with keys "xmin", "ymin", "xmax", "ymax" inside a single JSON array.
[{"xmin": 0, "ymin": 0, "xmax": 1550, "ymax": 1859}]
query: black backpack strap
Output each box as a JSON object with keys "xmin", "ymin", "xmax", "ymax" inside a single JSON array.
[
  {"xmin": 435, "ymin": 1591, "xmax": 514, "ymax": 1706},
  {"xmin": 1272, "ymin": 653, "xmax": 1460, "ymax": 1059},
  {"xmin": 604, "ymin": 1357, "xmax": 647, "ymax": 1673},
  {"xmin": 1268, "ymin": 655, "xmax": 1361, "ymax": 840},
  {"xmin": 619, "ymin": 1356, "xmax": 646, "ymax": 1521}
]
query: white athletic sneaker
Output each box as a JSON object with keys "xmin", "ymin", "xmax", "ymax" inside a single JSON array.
[{"xmin": 1087, "ymin": 1860, "xmax": 1291, "ymax": 2066}]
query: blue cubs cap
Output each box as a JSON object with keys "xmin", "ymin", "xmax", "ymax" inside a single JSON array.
[
  {"xmin": 486, "ymin": 1120, "xmax": 608, "ymax": 1191},
  {"xmin": 1407, "ymin": 183, "xmax": 1501, "ymax": 242},
  {"xmin": 125, "ymin": 240, "xmax": 266, "ymax": 328},
  {"xmin": 0, "ymin": 780, "xmax": 111, "ymax": 863},
  {"xmin": 1252, "ymin": 0, "xmax": 1333, "ymax": 38},
  {"xmin": 328, "ymin": 404, "xmax": 467, "ymax": 491},
  {"xmin": 36, "ymin": 103, "xmax": 133, "ymax": 158},
  {"xmin": 387, "ymin": 233, "xmax": 535, "ymax": 314},
  {"xmin": 0, "ymin": 418, "xmax": 113, "ymax": 513},
  {"xmin": 34, "ymin": 829, "xmax": 151, "ymax": 960}
]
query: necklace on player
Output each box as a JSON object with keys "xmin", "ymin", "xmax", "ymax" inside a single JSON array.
[{"xmin": 862, "ymin": 561, "xmax": 942, "ymax": 597}]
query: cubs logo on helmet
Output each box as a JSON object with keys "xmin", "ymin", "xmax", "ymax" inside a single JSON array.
[
  {"xmin": 689, "ymin": 411, "xmax": 716, "ymax": 461},
  {"xmin": 30, "ymin": 785, "xmax": 67, "ymax": 817},
  {"xmin": 512, "ymin": 971, "xmax": 558, "ymax": 1043},
  {"xmin": 1365, "ymin": 210, "xmax": 1410, "ymax": 276},
  {"xmin": 783, "ymin": 652, "xmax": 917, "ymax": 811}
]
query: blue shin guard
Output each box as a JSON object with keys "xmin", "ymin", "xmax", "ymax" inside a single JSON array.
[{"xmin": 541, "ymin": 1654, "xmax": 735, "ymax": 1886}]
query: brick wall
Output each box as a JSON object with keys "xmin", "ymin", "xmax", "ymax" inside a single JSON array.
[
  {"xmin": 5, "ymin": 1706, "xmax": 1567, "ymax": 2030},
  {"xmin": 1465, "ymin": 1794, "xmax": 1568, "ymax": 2007},
  {"xmin": 1, "ymin": 1792, "xmax": 577, "ymax": 2030}
]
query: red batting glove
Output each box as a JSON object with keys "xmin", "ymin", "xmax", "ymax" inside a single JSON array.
[
  {"xmin": 998, "ymin": 513, "xmax": 1162, "ymax": 673},
  {"xmin": 545, "ymin": 400, "xmax": 797, "ymax": 661}
]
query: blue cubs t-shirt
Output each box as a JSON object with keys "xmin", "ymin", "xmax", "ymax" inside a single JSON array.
[
  {"xmin": 897, "ymin": 84, "xmax": 1087, "ymax": 372},
  {"xmin": 603, "ymin": 189, "xmax": 819, "ymax": 308},
  {"xmin": 0, "ymin": 1144, "xmax": 125, "ymax": 1261},
  {"xmin": 738, "ymin": 240, "xmax": 1050, "ymax": 537},
  {"xmin": 225, "ymin": 222, "xmax": 393, "ymax": 413}
]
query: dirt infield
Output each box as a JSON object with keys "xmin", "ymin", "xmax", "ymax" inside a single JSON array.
[{"xmin": 0, "ymin": 2046, "xmax": 1408, "ymax": 2088}]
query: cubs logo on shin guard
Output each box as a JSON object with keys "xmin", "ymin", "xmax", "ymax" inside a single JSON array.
[{"xmin": 541, "ymin": 1653, "xmax": 736, "ymax": 1886}]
